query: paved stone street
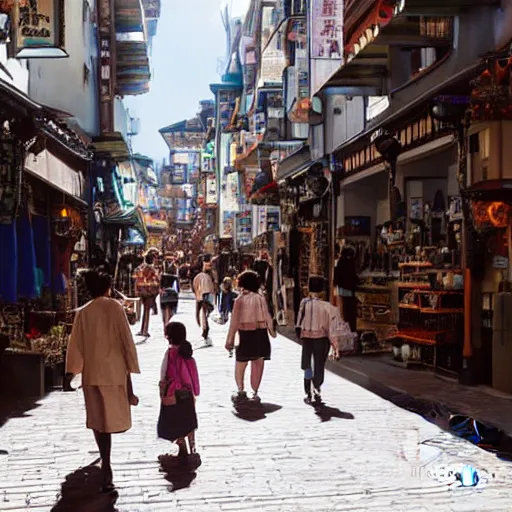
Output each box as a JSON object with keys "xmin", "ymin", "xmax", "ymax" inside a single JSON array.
[{"xmin": 1, "ymin": 295, "xmax": 512, "ymax": 511}]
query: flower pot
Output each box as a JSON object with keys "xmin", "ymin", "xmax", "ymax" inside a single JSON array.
[{"xmin": 45, "ymin": 362, "xmax": 64, "ymax": 390}]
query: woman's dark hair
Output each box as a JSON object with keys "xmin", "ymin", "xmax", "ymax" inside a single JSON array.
[
  {"xmin": 238, "ymin": 270, "xmax": 260, "ymax": 293},
  {"xmin": 165, "ymin": 322, "xmax": 193, "ymax": 359},
  {"xmin": 145, "ymin": 254, "xmax": 155, "ymax": 265},
  {"xmin": 84, "ymin": 270, "xmax": 112, "ymax": 298},
  {"xmin": 309, "ymin": 275, "xmax": 325, "ymax": 294}
]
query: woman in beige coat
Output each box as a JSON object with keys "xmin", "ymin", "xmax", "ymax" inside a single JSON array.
[{"xmin": 66, "ymin": 271, "xmax": 140, "ymax": 490}]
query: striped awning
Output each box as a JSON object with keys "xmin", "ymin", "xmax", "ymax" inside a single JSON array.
[
  {"xmin": 116, "ymin": 41, "xmax": 151, "ymax": 96},
  {"xmin": 115, "ymin": 0, "xmax": 145, "ymax": 33}
]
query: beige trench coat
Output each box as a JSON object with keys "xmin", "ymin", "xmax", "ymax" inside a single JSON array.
[{"xmin": 66, "ymin": 297, "xmax": 140, "ymax": 433}]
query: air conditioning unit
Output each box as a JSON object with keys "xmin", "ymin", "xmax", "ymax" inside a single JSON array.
[{"xmin": 467, "ymin": 121, "xmax": 512, "ymax": 185}]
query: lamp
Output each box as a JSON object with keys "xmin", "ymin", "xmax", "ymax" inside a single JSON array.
[{"xmin": 374, "ymin": 132, "xmax": 402, "ymax": 220}]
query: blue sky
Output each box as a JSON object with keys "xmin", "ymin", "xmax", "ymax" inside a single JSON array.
[{"xmin": 126, "ymin": 0, "xmax": 227, "ymax": 163}]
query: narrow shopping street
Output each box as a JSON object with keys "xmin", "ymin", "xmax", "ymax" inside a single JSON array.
[{"xmin": 0, "ymin": 295, "xmax": 511, "ymax": 512}]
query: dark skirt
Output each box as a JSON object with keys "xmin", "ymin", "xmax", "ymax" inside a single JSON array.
[
  {"xmin": 236, "ymin": 328, "xmax": 271, "ymax": 362},
  {"xmin": 157, "ymin": 396, "xmax": 197, "ymax": 442}
]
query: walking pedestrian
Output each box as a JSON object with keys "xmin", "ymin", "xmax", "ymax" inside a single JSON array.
[
  {"xmin": 296, "ymin": 275, "xmax": 350, "ymax": 404},
  {"xmin": 192, "ymin": 262, "xmax": 215, "ymax": 344},
  {"xmin": 218, "ymin": 276, "xmax": 237, "ymax": 324},
  {"xmin": 133, "ymin": 253, "xmax": 160, "ymax": 338},
  {"xmin": 66, "ymin": 271, "xmax": 140, "ymax": 490},
  {"xmin": 225, "ymin": 270, "xmax": 276, "ymax": 404},
  {"xmin": 158, "ymin": 322, "xmax": 200, "ymax": 460},
  {"xmin": 160, "ymin": 272, "xmax": 179, "ymax": 328}
]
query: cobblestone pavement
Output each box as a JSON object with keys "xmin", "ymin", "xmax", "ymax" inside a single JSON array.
[{"xmin": 1, "ymin": 295, "xmax": 512, "ymax": 511}]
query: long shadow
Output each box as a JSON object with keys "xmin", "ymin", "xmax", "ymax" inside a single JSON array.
[
  {"xmin": 232, "ymin": 402, "xmax": 282, "ymax": 422},
  {"xmin": 312, "ymin": 402, "xmax": 355, "ymax": 422},
  {"xmin": 51, "ymin": 461, "xmax": 119, "ymax": 512},
  {"xmin": 159, "ymin": 453, "xmax": 201, "ymax": 492},
  {"xmin": 0, "ymin": 395, "xmax": 43, "ymax": 429}
]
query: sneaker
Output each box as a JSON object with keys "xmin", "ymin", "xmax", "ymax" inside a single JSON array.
[
  {"xmin": 231, "ymin": 391, "xmax": 248, "ymax": 404},
  {"xmin": 304, "ymin": 394, "xmax": 312, "ymax": 405},
  {"xmin": 313, "ymin": 388, "xmax": 322, "ymax": 403},
  {"xmin": 204, "ymin": 337, "xmax": 213, "ymax": 347}
]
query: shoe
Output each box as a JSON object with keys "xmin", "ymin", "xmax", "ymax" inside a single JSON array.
[
  {"xmin": 204, "ymin": 337, "xmax": 213, "ymax": 347},
  {"xmin": 304, "ymin": 394, "xmax": 312, "ymax": 405},
  {"xmin": 251, "ymin": 393, "xmax": 261, "ymax": 404},
  {"xmin": 232, "ymin": 391, "xmax": 248, "ymax": 403},
  {"xmin": 313, "ymin": 388, "xmax": 322, "ymax": 403}
]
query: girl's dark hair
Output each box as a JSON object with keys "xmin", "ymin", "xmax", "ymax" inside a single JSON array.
[
  {"xmin": 238, "ymin": 270, "xmax": 260, "ymax": 293},
  {"xmin": 165, "ymin": 322, "xmax": 193, "ymax": 359},
  {"xmin": 84, "ymin": 270, "xmax": 112, "ymax": 298},
  {"xmin": 309, "ymin": 275, "xmax": 325, "ymax": 294}
]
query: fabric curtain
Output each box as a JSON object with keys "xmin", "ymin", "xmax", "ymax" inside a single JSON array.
[
  {"xmin": 16, "ymin": 212, "xmax": 37, "ymax": 300},
  {"xmin": 0, "ymin": 222, "xmax": 17, "ymax": 302},
  {"xmin": 32, "ymin": 215, "xmax": 52, "ymax": 287}
]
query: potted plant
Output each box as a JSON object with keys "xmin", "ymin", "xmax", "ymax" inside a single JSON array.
[{"xmin": 30, "ymin": 325, "xmax": 69, "ymax": 390}]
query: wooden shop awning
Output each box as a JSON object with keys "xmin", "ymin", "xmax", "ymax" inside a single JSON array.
[
  {"xmin": 323, "ymin": 0, "xmax": 496, "ymax": 94},
  {"xmin": 90, "ymin": 132, "xmax": 130, "ymax": 161}
]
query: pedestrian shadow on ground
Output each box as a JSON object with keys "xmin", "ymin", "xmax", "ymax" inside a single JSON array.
[
  {"xmin": 0, "ymin": 395, "xmax": 43, "ymax": 429},
  {"xmin": 232, "ymin": 402, "xmax": 282, "ymax": 422},
  {"xmin": 313, "ymin": 403, "xmax": 355, "ymax": 423},
  {"xmin": 159, "ymin": 453, "xmax": 201, "ymax": 492},
  {"xmin": 51, "ymin": 461, "xmax": 119, "ymax": 512}
]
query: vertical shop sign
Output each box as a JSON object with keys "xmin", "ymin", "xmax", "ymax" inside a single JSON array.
[
  {"xmin": 99, "ymin": 36, "xmax": 111, "ymax": 100},
  {"xmin": 206, "ymin": 177, "xmax": 217, "ymax": 205},
  {"xmin": 222, "ymin": 212, "xmax": 235, "ymax": 238},
  {"xmin": 310, "ymin": 0, "xmax": 344, "ymax": 94},
  {"xmin": 14, "ymin": 0, "xmax": 67, "ymax": 58}
]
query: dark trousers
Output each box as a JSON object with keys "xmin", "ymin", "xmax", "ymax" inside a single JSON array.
[
  {"xmin": 140, "ymin": 296, "xmax": 156, "ymax": 335},
  {"xmin": 301, "ymin": 337, "xmax": 330, "ymax": 390},
  {"xmin": 196, "ymin": 297, "xmax": 210, "ymax": 339},
  {"xmin": 342, "ymin": 296, "xmax": 357, "ymax": 333}
]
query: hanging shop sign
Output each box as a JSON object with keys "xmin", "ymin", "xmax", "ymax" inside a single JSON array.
[
  {"xmin": 171, "ymin": 163, "xmax": 186, "ymax": 184},
  {"xmin": 205, "ymin": 177, "xmax": 217, "ymax": 206},
  {"xmin": 222, "ymin": 211, "xmax": 235, "ymax": 238},
  {"xmin": 14, "ymin": 0, "xmax": 67, "ymax": 58},
  {"xmin": 223, "ymin": 172, "xmax": 240, "ymax": 212},
  {"xmin": 236, "ymin": 208, "xmax": 252, "ymax": 246},
  {"xmin": 310, "ymin": 0, "xmax": 344, "ymax": 94}
]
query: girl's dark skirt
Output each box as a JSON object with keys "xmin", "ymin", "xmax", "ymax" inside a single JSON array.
[
  {"xmin": 157, "ymin": 395, "xmax": 198, "ymax": 442},
  {"xmin": 236, "ymin": 328, "xmax": 271, "ymax": 362}
]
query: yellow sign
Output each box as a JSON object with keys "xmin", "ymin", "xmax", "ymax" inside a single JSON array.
[{"xmin": 15, "ymin": 0, "xmax": 67, "ymax": 58}]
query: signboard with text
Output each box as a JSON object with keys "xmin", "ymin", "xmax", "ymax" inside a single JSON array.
[
  {"xmin": 14, "ymin": 0, "xmax": 67, "ymax": 58},
  {"xmin": 310, "ymin": 0, "xmax": 343, "ymax": 94}
]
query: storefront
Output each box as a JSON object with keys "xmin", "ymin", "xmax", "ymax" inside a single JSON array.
[{"xmin": 336, "ymin": 108, "xmax": 465, "ymax": 371}]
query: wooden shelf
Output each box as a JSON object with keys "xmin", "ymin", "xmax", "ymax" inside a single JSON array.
[
  {"xmin": 398, "ymin": 283, "xmax": 431, "ymax": 289},
  {"xmin": 387, "ymin": 329, "xmax": 456, "ymax": 345},
  {"xmin": 399, "ymin": 262, "xmax": 433, "ymax": 268},
  {"xmin": 399, "ymin": 304, "xmax": 464, "ymax": 314}
]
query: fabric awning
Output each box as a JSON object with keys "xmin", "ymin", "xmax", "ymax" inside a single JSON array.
[{"xmin": 103, "ymin": 207, "xmax": 148, "ymax": 239}]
